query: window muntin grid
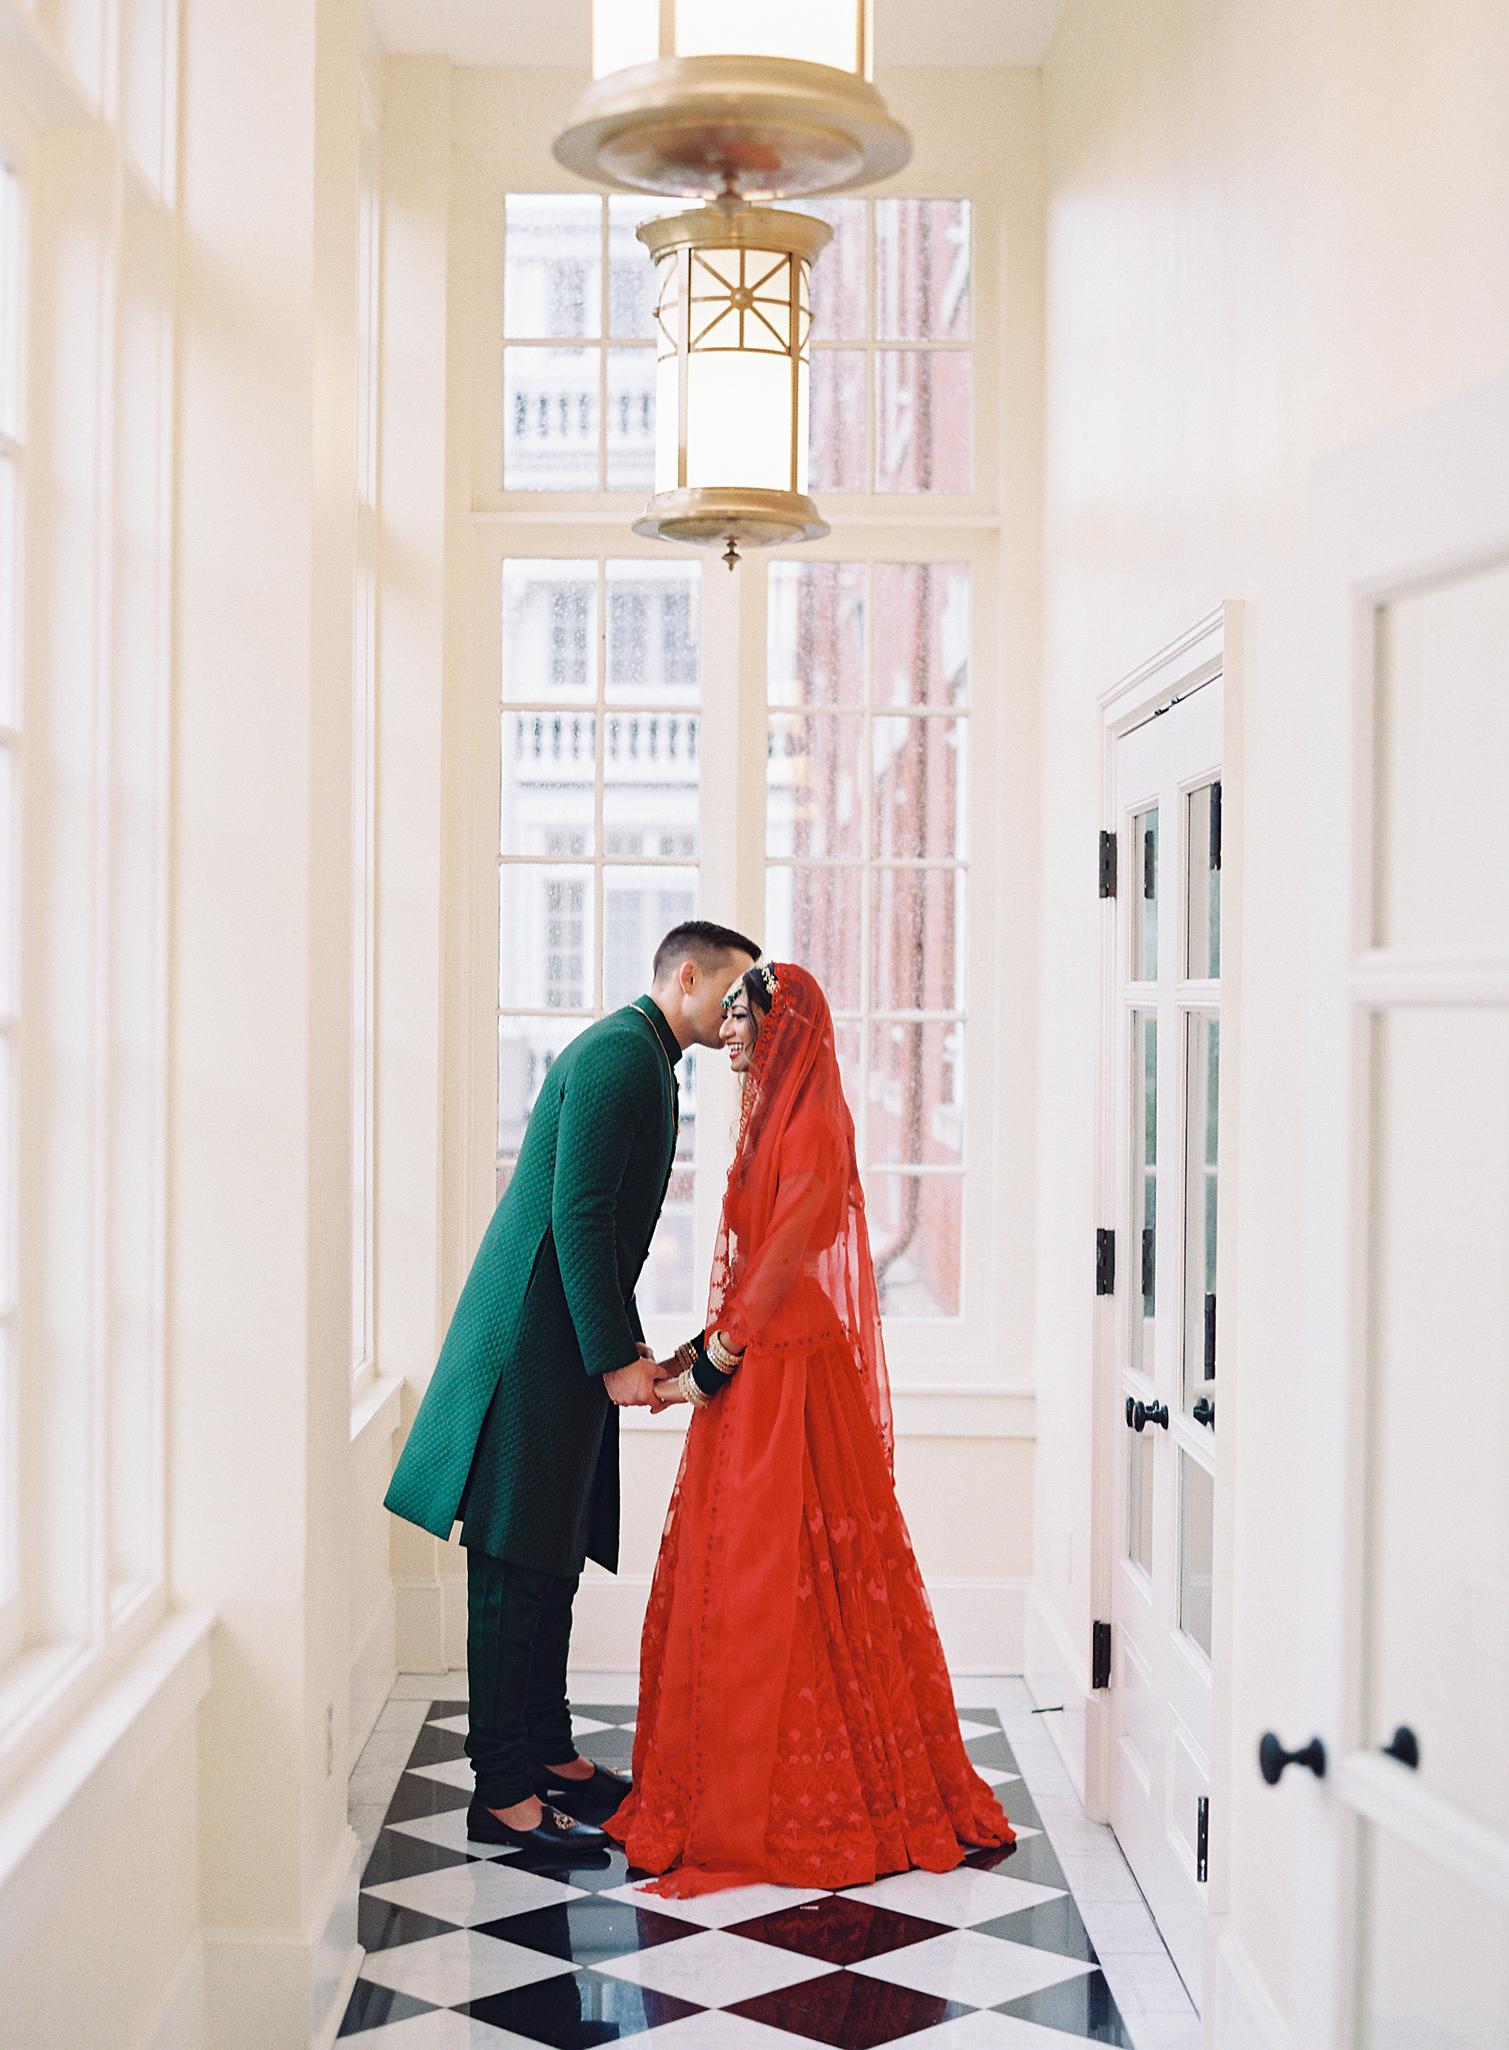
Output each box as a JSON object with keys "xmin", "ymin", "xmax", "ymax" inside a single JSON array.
[
  {"xmin": 502, "ymin": 193, "xmax": 973, "ymax": 498},
  {"xmin": 763, "ymin": 557, "xmax": 969, "ymax": 1320},
  {"xmin": 497, "ymin": 556, "xmax": 703, "ymax": 1320}
]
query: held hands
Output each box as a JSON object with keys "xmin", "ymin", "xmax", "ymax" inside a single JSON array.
[{"xmin": 603, "ymin": 1345, "xmax": 683, "ymax": 1411}]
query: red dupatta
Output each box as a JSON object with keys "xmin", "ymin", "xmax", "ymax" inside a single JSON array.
[{"xmin": 628, "ymin": 963, "xmax": 898, "ymax": 1895}]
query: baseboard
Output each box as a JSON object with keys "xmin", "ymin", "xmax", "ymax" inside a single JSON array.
[
  {"xmin": 568, "ymin": 1573, "xmax": 1027, "ymax": 1675},
  {"xmin": 202, "ymin": 1826, "xmax": 361, "ymax": 2050},
  {"xmin": 350, "ymin": 1585, "xmax": 397, "ymax": 1756},
  {"xmin": 1210, "ymin": 1925, "xmax": 1291, "ymax": 2050},
  {"xmin": 1024, "ymin": 1580, "xmax": 1093, "ymax": 1806},
  {"xmin": 130, "ymin": 1933, "xmax": 205, "ymax": 2050}
]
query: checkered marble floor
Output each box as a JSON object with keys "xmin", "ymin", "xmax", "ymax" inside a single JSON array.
[{"xmin": 340, "ymin": 1696, "xmax": 1198, "ymax": 2049}]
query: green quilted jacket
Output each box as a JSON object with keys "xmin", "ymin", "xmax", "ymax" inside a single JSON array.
[{"xmin": 384, "ymin": 997, "xmax": 681, "ymax": 1576}]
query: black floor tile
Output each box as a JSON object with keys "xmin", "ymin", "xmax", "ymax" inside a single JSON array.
[
  {"xmin": 337, "ymin": 1981, "xmax": 436, "ymax": 2035},
  {"xmin": 463, "ymin": 1969, "xmax": 700, "ymax": 2046},
  {"xmin": 994, "ymin": 1969, "xmax": 1135, "ymax": 2044},
  {"xmin": 357, "ymin": 1892, "xmax": 462, "ymax": 1952},
  {"xmin": 975, "ymin": 1895, "xmax": 1099, "ymax": 1965},
  {"xmin": 507, "ymin": 1844, "xmax": 644, "ymax": 1895},
  {"xmin": 730, "ymin": 1894, "xmax": 952, "ymax": 1966},
  {"xmin": 730, "ymin": 1970, "xmax": 967, "ymax": 2049},
  {"xmin": 360, "ymin": 1828, "xmax": 478, "ymax": 1887},
  {"xmin": 403, "ymin": 1721, "xmax": 470, "ymax": 1768},
  {"xmin": 968, "ymin": 1831, "xmax": 1071, "ymax": 1891},
  {"xmin": 475, "ymin": 1895, "xmax": 693, "ymax": 1967},
  {"xmin": 382, "ymin": 1771, "xmax": 474, "ymax": 1827}
]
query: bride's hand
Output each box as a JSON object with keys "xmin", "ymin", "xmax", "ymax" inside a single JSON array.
[{"xmin": 648, "ymin": 1365, "xmax": 689, "ymax": 1415}]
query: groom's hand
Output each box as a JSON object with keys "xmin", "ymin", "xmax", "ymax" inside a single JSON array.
[{"xmin": 603, "ymin": 1358, "xmax": 663, "ymax": 1408}]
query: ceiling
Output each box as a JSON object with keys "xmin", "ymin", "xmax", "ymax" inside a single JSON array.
[{"xmin": 366, "ymin": 0, "xmax": 1070, "ymax": 71}]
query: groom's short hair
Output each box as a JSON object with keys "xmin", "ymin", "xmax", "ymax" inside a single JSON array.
[{"xmin": 653, "ymin": 920, "xmax": 761, "ymax": 982}]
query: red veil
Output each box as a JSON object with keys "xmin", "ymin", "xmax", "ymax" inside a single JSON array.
[
  {"xmin": 708, "ymin": 961, "xmax": 894, "ymax": 1464},
  {"xmin": 609, "ymin": 964, "xmax": 1007, "ymax": 1895}
]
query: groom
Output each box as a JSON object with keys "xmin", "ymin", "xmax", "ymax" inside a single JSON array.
[{"xmin": 384, "ymin": 920, "xmax": 759, "ymax": 1853}]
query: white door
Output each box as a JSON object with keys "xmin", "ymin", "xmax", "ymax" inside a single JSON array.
[
  {"xmin": 1108, "ymin": 678, "xmax": 1222, "ymax": 2004},
  {"xmin": 1282, "ymin": 381, "xmax": 1509, "ymax": 2047}
]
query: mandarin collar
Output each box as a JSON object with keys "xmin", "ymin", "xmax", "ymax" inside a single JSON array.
[{"xmin": 632, "ymin": 994, "xmax": 684, "ymax": 1068}]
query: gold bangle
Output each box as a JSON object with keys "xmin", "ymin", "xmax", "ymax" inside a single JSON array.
[
  {"xmin": 707, "ymin": 1330, "xmax": 743, "ymax": 1374},
  {"xmin": 674, "ymin": 1340, "xmax": 698, "ymax": 1376}
]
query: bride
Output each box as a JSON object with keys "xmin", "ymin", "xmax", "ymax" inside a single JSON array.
[{"xmin": 605, "ymin": 960, "xmax": 1013, "ymax": 1895}]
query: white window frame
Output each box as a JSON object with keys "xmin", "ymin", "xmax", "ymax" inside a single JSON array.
[
  {"xmin": 351, "ymin": 94, "xmax": 381, "ymax": 1393},
  {"xmin": 459, "ymin": 167, "xmax": 1004, "ymax": 1384},
  {"xmin": 0, "ymin": 3, "xmax": 177, "ymax": 1779}
]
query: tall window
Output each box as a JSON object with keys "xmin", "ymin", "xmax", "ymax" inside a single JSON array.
[
  {"xmin": 0, "ymin": 162, "xmax": 21, "ymax": 1650},
  {"xmin": 765, "ymin": 559, "xmax": 969, "ymax": 1317},
  {"xmin": 497, "ymin": 558, "xmax": 702, "ymax": 1316},
  {"xmin": 352, "ymin": 115, "xmax": 380, "ymax": 1386},
  {"xmin": 485, "ymin": 187, "xmax": 982, "ymax": 1346}
]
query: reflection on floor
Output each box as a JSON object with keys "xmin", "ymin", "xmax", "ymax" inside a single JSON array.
[{"xmin": 342, "ymin": 1677, "xmax": 1201, "ymax": 2050}]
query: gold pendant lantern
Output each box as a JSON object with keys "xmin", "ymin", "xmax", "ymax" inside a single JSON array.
[
  {"xmin": 554, "ymin": 1, "xmax": 910, "ymax": 201},
  {"xmin": 633, "ymin": 202, "xmax": 830, "ymax": 567}
]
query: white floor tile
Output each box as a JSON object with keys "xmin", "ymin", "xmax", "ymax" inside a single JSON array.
[
  {"xmin": 360, "ymin": 1731, "xmax": 424, "ymax": 1771},
  {"xmin": 842, "ymin": 1865, "xmax": 1065, "ymax": 1929},
  {"xmin": 911, "ymin": 2013, "xmax": 1124, "ymax": 2050},
  {"xmin": 626, "ymin": 2013, "xmax": 822, "ymax": 2050},
  {"xmin": 1051, "ymin": 1848, "xmax": 1148, "ymax": 1905},
  {"xmin": 956, "ymin": 1718, "xmax": 1001, "ymax": 1741},
  {"xmin": 571, "ymin": 1712, "xmax": 612, "ymax": 1735},
  {"xmin": 386, "ymin": 1808, "xmax": 520, "ymax": 1858},
  {"xmin": 408, "ymin": 1756, "xmax": 475, "ymax": 1793},
  {"xmin": 365, "ymin": 1860, "xmax": 583, "ymax": 1927},
  {"xmin": 1104, "ymin": 1949, "xmax": 1197, "ymax": 2015},
  {"xmin": 356, "ymin": 1928, "xmax": 576, "ymax": 2005},
  {"xmin": 427, "ymin": 1713, "xmax": 469, "ymax": 1736},
  {"xmin": 592, "ymin": 1927, "xmax": 836, "ymax": 2006},
  {"xmin": 975, "ymin": 1766, "xmax": 1021, "ymax": 1788},
  {"xmin": 1076, "ymin": 1899, "xmax": 1168, "ymax": 1955},
  {"xmin": 337, "ymin": 2010, "xmax": 543, "ymax": 2049},
  {"xmin": 850, "ymin": 1929, "xmax": 1097, "ymax": 2007},
  {"xmin": 376, "ymin": 1699, "xmax": 433, "ymax": 1735},
  {"xmin": 350, "ymin": 1765, "xmax": 407, "ymax": 1808},
  {"xmin": 600, "ymin": 1879, "xmax": 828, "ymax": 1929}
]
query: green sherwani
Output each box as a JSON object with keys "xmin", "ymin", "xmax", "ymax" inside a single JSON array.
[{"xmin": 385, "ymin": 997, "xmax": 681, "ymax": 1578}]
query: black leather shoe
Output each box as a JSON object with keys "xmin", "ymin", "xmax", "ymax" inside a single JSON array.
[
  {"xmin": 465, "ymin": 1797, "xmax": 610, "ymax": 1859},
  {"xmin": 533, "ymin": 1760, "xmax": 631, "ymax": 1819}
]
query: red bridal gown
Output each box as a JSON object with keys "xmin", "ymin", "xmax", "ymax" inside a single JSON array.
[{"xmin": 604, "ymin": 964, "xmax": 1012, "ymax": 1895}]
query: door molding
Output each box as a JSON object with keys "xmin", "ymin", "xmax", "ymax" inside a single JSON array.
[
  {"xmin": 1301, "ymin": 376, "xmax": 1509, "ymax": 2047},
  {"xmin": 1088, "ymin": 601, "xmax": 1244, "ymax": 1955}
]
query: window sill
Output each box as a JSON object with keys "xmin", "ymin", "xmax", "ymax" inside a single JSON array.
[
  {"xmin": 0, "ymin": 1605, "xmax": 213, "ymax": 1947},
  {"xmin": 351, "ymin": 1369, "xmax": 404, "ymax": 1453}
]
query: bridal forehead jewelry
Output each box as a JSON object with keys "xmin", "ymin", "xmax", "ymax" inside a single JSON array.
[{"xmin": 757, "ymin": 961, "xmax": 779, "ymax": 998}]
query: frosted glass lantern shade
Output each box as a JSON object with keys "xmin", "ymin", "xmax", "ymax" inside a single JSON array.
[
  {"xmin": 594, "ymin": 0, "xmax": 869, "ymax": 79},
  {"xmin": 634, "ymin": 205, "xmax": 829, "ymax": 563},
  {"xmin": 557, "ymin": 0, "xmax": 908, "ymax": 200}
]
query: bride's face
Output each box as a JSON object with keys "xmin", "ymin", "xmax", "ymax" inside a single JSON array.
[{"xmin": 719, "ymin": 979, "xmax": 759, "ymax": 1075}]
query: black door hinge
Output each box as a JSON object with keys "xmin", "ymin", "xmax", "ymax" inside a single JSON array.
[
  {"xmin": 1098, "ymin": 829, "xmax": 1118, "ymax": 899},
  {"xmin": 1092, "ymin": 1620, "xmax": 1112, "ymax": 1691},
  {"xmin": 1196, "ymin": 1795, "xmax": 1210, "ymax": 1882},
  {"xmin": 1140, "ymin": 1225, "xmax": 1156, "ymax": 1306},
  {"xmin": 1204, "ymin": 1292, "xmax": 1217, "ymax": 1379},
  {"xmin": 1209, "ymin": 781, "xmax": 1223, "ymax": 872},
  {"xmin": 1096, "ymin": 1228, "xmax": 1115, "ymax": 1296}
]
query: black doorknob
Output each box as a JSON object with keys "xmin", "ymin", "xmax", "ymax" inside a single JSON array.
[
  {"xmin": 1381, "ymin": 1726, "xmax": 1420, "ymax": 1770},
  {"xmin": 1146, "ymin": 1401, "xmax": 1169, "ymax": 1429},
  {"xmin": 1192, "ymin": 1396, "xmax": 1215, "ymax": 1429},
  {"xmin": 1124, "ymin": 1396, "xmax": 1171, "ymax": 1432},
  {"xmin": 1258, "ymin": 1732, "xmax": 1326, "ymax": 1785}
]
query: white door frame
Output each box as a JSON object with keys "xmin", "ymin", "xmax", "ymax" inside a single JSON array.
[
  {"xmin": 1089, "ymin": 603, "xmax": 1244, "ymax": 1954},
  {"xmin": 1292, "ymin": 378, "xmax": 1509, "ymax": 2047}
]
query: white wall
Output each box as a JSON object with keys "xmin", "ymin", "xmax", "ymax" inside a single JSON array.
[{"xmin": 1029, "ymin": 0, "xmax": 1509, "ymax": 2037}]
